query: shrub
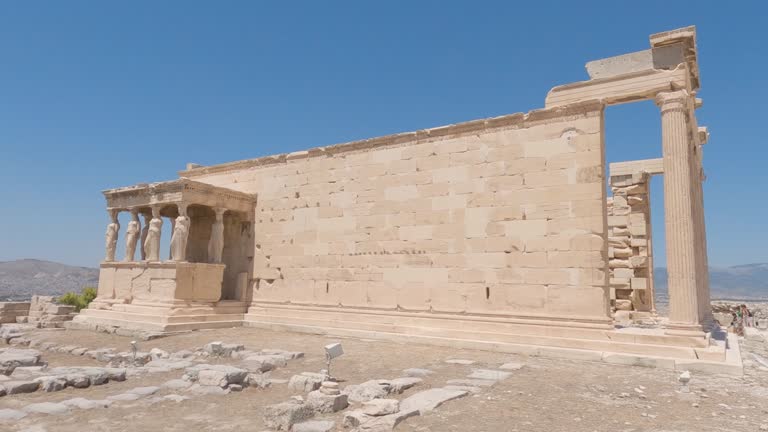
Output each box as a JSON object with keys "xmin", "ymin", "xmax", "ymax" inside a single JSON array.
[{"xmin": 58, "ymin": 286, "xmax": 97, "ymax": 311}]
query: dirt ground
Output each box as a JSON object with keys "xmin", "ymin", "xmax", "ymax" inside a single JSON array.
[{"xmin": 1, "ymin": 326, "xmax": 767, "ymax": 432}]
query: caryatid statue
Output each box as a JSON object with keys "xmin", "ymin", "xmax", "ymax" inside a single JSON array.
[
  {"xmin": 170, "ymin": 205, "xmax": 190, "ymax": 262},
  {"xmin": 140, "ymin": 212, "xmax": 151, "ymax": 260},
  {"xmin": 207, "ymin": 208, "xmax": 226, "ymax": 263},
  {"xmin": 144, "ymin": 207, "xmax": 163, "ymax": 261},
  {"xmin": 104, "ymin": 209, "xmax": 120, "ymax": 262},
  {"xmin": 123, "ymin": 209, "xmax": 141, "ymax": 262}
]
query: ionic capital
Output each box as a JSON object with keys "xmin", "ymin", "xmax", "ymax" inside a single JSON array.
[{"xmin": 655, "ymin": 90, "xmax": 690, "ymax": 114}]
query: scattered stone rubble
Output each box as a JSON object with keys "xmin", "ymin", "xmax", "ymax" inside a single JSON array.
[{"xmin": 16, "ymin": 296, "xmax": 77, "ymax": 328}]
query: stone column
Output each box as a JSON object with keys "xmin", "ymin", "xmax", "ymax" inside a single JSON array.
[
  {"xmin": 208, "ymin": 207, "xmax": 226, "ymax": 263},
  {"xmin": 656, "ymin": 90, "xmax": 704, "ymax": 336},
  {"xmin": 123, "ymin": 208, "xmax": 141, "ymax": 262},
  {"xmin": 104, "ymin": 209, "xmax": 120, "ymax": 262},
  {"xmin": 170, "ymin": 203, "xmax": 190, "ymax": 262},
  {"xmin": 144, "ymin": 206, "xmax": 163, "ymax": 262}
]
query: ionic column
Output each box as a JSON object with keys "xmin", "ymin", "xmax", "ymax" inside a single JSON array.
[
  {"xmin": 170, "ymin": 203, "xmax": 190, "ymax": 262},
  {"xmin": 123, "ymin": 208, "xmax": 141, "ymax": 262},
  {"xmin": 656, "ymin": 90, "xmax": 704, "ymax": 336},
  {"xmin": 104, "ymin": 209, "xmax": 120, "ymax": 262},
  {"xmin": 144, "ymin": 206, "xmax": 163, "ymax": 261},
  {"xmin": 208, "ymin": 207, "xmax": 226, "ymax": 263}
]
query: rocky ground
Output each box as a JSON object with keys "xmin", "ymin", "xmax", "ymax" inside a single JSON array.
[{"xmin": 0, "ymin": 325, "xmax": 766, "ymax": 432}]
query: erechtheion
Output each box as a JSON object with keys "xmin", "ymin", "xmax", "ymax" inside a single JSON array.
[{"xmin": 74, "ymin": 26, "xmax": 731, "ymax": 365}]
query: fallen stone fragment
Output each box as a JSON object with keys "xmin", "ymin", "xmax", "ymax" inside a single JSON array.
[
  {"xmin": 64, "ymin": 374, "xmax": 90, "ymax": 388},
  {"xmin": 362, "ymin": 398, "xmax": 399, "ymax": 416},
  {"xmin": 162, "ymin": 379, "xmax": 192, "ymax": 390},
  {"xmin": 149, "ymin": 348, "xmax": 170, "ymax": 360},
  {"xmin": 0, "ymin": 408, "xmax": 27, "ymax": 422},
  {"xmin": 60, "ymin": 398, "xmax": 112, "ymax": 410},
  {"xmin": 34, "ymin": 376, "xmax": 67, "ymax": 392},
  {"xmin": 0, "ymin": 349, "xmax": 44, "ymax": 374},
  {"xmin": 203, "ymin": 341, "xmax": 245, "ymax": 357},
  {"xmin": 399, "ymin": 388, "xmax": 468, "ymax": 414},
  {"xmin": 292, "ymin": 420, "xmax": 335, "ymax": 432},
  {"xmin": 388, "ymin": 377, "xmax": 422, "ymax": 394},
  {"xmin": 260, "ymin": 348, "xmax": 305, "ymax": 360},
  {"xmin": 467, "ymin": 369, "xmax": 512, "ymax": 381},
  {"xmin": 242, "ymin": 354, "xmax": 287, "ymax": 372},
  {"xmin": 107, "ymin": 393, "xmax": 142, "ymax": 402},
  {"xmin": 403, "ymin": 368, "xmax": 433, "ymax": 377},
  {"xmin": 343, "ymin": 409, "xmax": 418, "ymax": 431},
  {"xmin": 343, "ymin": 380, "xmax": 390, "ymax": 403},
  {"xmin": 288, "ymin": 372, "xmax": 327, "ymax": 393},
  {"xmin": 306, "ymin": 389, "xmax": 348, "ymax": 413},
  {"xmin": 129, "ymin": 386, "xmax": 160, "ymax": 396},
  {"xmin": 70, "ymin": 347, "xmax": 88, "ymax": 356},
  {"xmin": 2, "ymin": 380, "xmax": 40, "ymax": 394},
  {"xmin": 170, "ymin": 350, "xmax": 194, "ymax": 359},
  {"xmin": 264, "ymin": 399, "xmax": 314, "ymax": 431},
  {"xmin": 445, "ymin": 359, "xmax": 475, "ymax": 365},
  {"xmin": 145, "ymin": 359, "xmax": 194, "ymax": 372},
  {"xmin": 184, "ymin": 364, "xmax": 248, "ymax": 384},
  {"xmin": 499, "ymin": 362, "xmax": 524, "ymax": 371},
  {"xmin": 186, "ymin": 384, "xmax": 230, "ymax": 396},
  {"xmin": 23, "ymin": 402, "xmax": 70, "ymax": 415},
  {"xmin": 446, "ymin": 378, "xmax": 496, "ymax": 387},
  {"xmin": 247, "ymin": 372, "xmax": 271, "ymax": 389}
]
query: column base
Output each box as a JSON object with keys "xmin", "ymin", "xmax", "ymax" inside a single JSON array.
[{"xmin": 665, "ymin": 321, "xmax": 707, "ymax": 338}]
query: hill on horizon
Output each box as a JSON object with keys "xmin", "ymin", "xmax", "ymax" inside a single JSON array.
[
  {"xmin": 0, "ymin": 259, "xmax": 99, "ymax": 301},
  {"xmin": 0, "ymin": 259, "xmax": 767, "ymax": 302}
]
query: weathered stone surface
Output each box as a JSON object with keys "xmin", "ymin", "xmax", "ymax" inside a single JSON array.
[
  {"xmin": 264, "ymin": 400, "xmax": 314, "ymax": 431},
  {"xmin": 145, "ymin": 359, "xmax": 194, "ymax": 372},
  {"xmin": 241, "ymin": 354, "xmax": 287, "ymax": 372},
  {"xmin": 292, "ymin": 420, "xmax": 335, "ymax": 432},
  {"xmin": 288, "ymin": 372, "xmax": 327, "ymax": 393},
  {"xmin": 203, "ymin": 341, "xmax": 245, "ymax": 357},
  {"xmin": 129, "ymin": 386, "xmax": 160, "ymax": 396},
  {"xmin": 2, "ymin": 380, "xmax": 40, "ymax": 394},
  {"xmin": 0, "ymin": 348, "xmax": 43, "ymax": 374},
  {"xmin": 446, "ymin": 378, "xmax": 496, "ymax": 387},
  {"xmin": 65, "ymin": 374, "xmax": 90, "ymax": 388},
  {"xmin": 362, "ymin": 398, "xmax": 400, "ymax": 416},
  {"xmin": 23, "ymin": 402, "xmax": 70, "ymax": 415},
  {"xmin": 260, "ymin": 348, "xmax": 304, "ymax": 360},
  {"xmin": 307, "ymin": 389, "xmax": 348, "ymax": 413},
  {"xmin": 184, "ymin": 364, "xmax": 248, "ymax": 385},
  {"xmin": 467, "ymin": 369, "xmax": 512, "ymax": 381},
  {"xmin": 162, "ymin": 379, "xmax": 192, "ymax": 390},
  {"xmin": 403, "ymin": 368, "xmax": 433, "ymax": 377},
  {"xmin": 443, "ymin": 384, "xmax": 482, "ymax": 393},
  {"xmin": 34, "ymin": 376, "xmax": 67, "ymax": 392},
  {"xmin": 61, "ymin": 398, "xmax": 112, "ymax": 410},
  {"xmin": 107, "ymin": 392, "xmax": 142, "ymax": 401},
  {"xmin": 343, "ymin": 409, "xmax": 419, "ymax": 431},
  {"xmin": 343, "ymin": 380, "xmax": 390, "ymax": 402},
  {"xmin": 186, "ymin": 384, "xmax": 230, "ymax": 396},
  {"xmin": 399, "ymin": 388, "xmax": 469, "ymax": 414},
  {"xmin": 388, "ymin": 377, "xmax": 422, "ymax": 394},
  {"xmin": 0, "ymin": 408, "xmax": 27, "ymax": 422},
  {"xmin": 164, "ymin": 394, "xmax": 190, "ymax": 402},
  {"xmin": 246, "ymin": 372, "xmax": 271, "ymax": 388}
]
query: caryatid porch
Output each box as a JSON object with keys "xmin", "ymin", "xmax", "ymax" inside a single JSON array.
[{"xmin": 74, "ymin": 178, "xmax": 257, "ymax": 332}]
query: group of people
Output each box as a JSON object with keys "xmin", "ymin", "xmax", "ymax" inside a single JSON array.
[{"xmin": 731, "ymin": 304, "xmax": 755, "ymax": 336}]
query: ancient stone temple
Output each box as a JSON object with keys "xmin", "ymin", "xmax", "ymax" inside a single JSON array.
[{"xmin": 74, "ymin": 26, "xmax": 731, "ymax": 365}]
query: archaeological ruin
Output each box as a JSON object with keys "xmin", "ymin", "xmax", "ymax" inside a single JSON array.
[{"xmin": 73, "ymin": 26, "xmax": 735, "ymax": 367}]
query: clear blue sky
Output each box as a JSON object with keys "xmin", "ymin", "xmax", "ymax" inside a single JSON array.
[{"xmin": 1, "ymin": 1, "xmax": 765, "ymax": 268}]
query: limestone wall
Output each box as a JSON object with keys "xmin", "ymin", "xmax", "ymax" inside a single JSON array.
[
  {"xmin": 606, "ymin": 173, "xmax": 654, "ymax": 313},
  {"xmin": 186, "ymin": 102, "xmax": 610, "ymax": 322},
  {"xmin": 0, "ymin": 302, "xmax": 30, "ymax": 324}
]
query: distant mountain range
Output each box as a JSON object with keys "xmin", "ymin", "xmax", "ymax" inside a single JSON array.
[
  {"xmin": 654, "ymin": 263, "xmax": 768, "ymax": 300},
  {"xmin": 0, "ymin": 259, "xmax": 767, "ymax": 302},
  {"xmin": 0, "ymin": 259, "xmax": 99, "ymax": 301}
]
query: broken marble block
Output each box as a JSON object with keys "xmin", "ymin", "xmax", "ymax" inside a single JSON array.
[
  {"xmin": 263, "ymin": 399, "xmax": 314, "ymax": 431},
  {"xmin": 399, "ymin": 388, "xmax": 468, "ymax": 414},
  {"xmin": 362, "ymin": 398, "xmax": 400, "ymax": 416},
  {"xmin": 183, "ymin": 364, "xmax": 248, "ymax": 386},
  {"xmin": 288, "ymin": 372, "xmax": 327, "ymax": 393},
  {"xmin": 292, "ymin": 420, "xmax": 335, "ymax": 432},
  {"xmin": 241, "ymin": 354, "xmax": 287, "ymax": 372},
  {"xmin": 342, "ymin": 380, "xmax": 390, "ymax": 403},
  {"xmin": 203, "ymin": 341, "xmax": 245, "ymax": 357},
  {"xmin": 198, "ymin": 368, "xmax": 248, "ymax": 388},
  {"xmin": 307, "ymin": 385, "xmax": 348, "ymax": 413},
  {"xmin": 0, "ymin": 348, "xmax": 44, "ymax": 374},
  {"xmin": 343, "ymin": 409, "xmax": 418, "ymax": 431}
]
